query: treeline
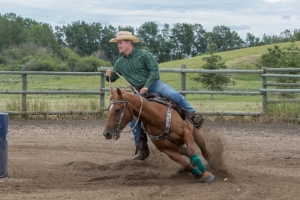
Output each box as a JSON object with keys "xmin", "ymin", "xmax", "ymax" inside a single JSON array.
[{"xmin": 1, "ymin": 12, "xmax": 300, "ymax": 71}]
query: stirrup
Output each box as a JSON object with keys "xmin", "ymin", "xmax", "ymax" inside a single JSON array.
[
  {"xmin": 193, "ymin": 114, "xmax": 204, "ymax": 125},
  {"xmin": 189, "ymin": 113, "xmax": 204, "ymax": 129}
]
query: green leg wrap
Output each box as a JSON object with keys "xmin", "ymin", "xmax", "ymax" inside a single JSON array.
[
  {"xmin": 191, "ymin": 167, "xmax": 201, "ymax": 176},
  {"xmin": 191, "ymin": 154, "xmax": 206, "ymax": 173}
]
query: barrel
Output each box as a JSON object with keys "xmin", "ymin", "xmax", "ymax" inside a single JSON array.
[{"xmin": 0, "ymin": 113, "xmax": 8, "ymax": 178}]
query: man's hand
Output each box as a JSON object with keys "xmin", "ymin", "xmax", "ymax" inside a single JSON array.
[
  {"xmin": 140, "ymin": 87, "xmax": 148, "ymax": 94},
  {"xmin": 106, "ymin": 69, "xmax": 113, "ymax": 77}
]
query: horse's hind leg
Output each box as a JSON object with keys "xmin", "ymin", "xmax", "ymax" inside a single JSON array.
[
  {"xmin": 162, "ymin": 149, "xmax": 197, "ymax": 175},
  {"xmin": 192, "ymin": 128, "xmax": 211, "ymax": 161},
  {"xmin": 178, "ymin": 146, "xmax": 188, "ymax": 157},
  {"xmin": 190, "ymin": 154, "xmax": 215, "ymax": 183},
  {"xmin": 162, "ymin": 149, "xmax": 214, "ymax": 183},
  {"xmin": 183, "ymin": 134, "xmax": 208, "ymax": 173},
  {"xmin": 179, "ymin": 128, "xmax": 210, "ymax": 162},
  {"xmin": 179, "ymin": 135, "xmax": 215, "ymax": 183}
]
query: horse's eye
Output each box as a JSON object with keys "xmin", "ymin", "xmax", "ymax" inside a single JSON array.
[{"xmin": 115, "ymin": 109, "xmax": 120, "ymax": 113}]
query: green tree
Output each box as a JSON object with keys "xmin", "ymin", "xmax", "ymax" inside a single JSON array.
[
  {"xmin": 61, "ymin": 47, "xmax": 81, "ymax": 71},
  {"xmin": 98, "ymin": 25, "xmax": 117, "ymax": 63},
  {"xmin": 279, "ymin": 39, "xmax": 300, "ymax": 69},
  {"xmin": 208, "ymin": 25, "xmax": 244, "ymax": 51},
  {"xmin": 156, "ymin": 23, "xmax": 174, "ymax": 62},
  {"xmin": 26, "ymin": 23, "xmax": 58, "ymax": 52},
  {"xmin": 278, "ymin": 40, "xmax": 300, "ymax": 83},
  {"xmin": 280, "ymin": 29, "xmax": 292, "ymax": 42},
  {"xmin": 75, "ymin": 55, "xmax": 112, "ymax": 72},
  {"xmin": 193, "ymin": 23, "xmax": 208, "ymax": 55},
  {"xmin": 24, "ymin": 50, "xmax": 67, "ymax": 71},
  {"xmin": 293, "ymin": 29, "xmax": 300, "ymax": 41},
  {"xmin": 136, "ymin": 21, "xmax": 160, "ymax": 59},
  {"xmin": 170, "ymin": 23, "xmax": 195, "ymax": 59},
  {"xmin": 0, "ymin": 13, "xmax": 27, "ymax": 49},
  {"xmin": 260, "ymin": 45, "xmax": 283, "ymax": 68},
  {"xmin": 58, "ymin": 21, "xmax": 102, "ymax": 56},
  {"xmin": 246, "ymin": 32, "xmax": 261, "ymax": 47},
  {"xmin": 193, "ymin": 43, "xmax": 231, "ymax": 99},
  {"xmin": 260, "ymin": 42, "xmax": 300, "ymax": 98}
]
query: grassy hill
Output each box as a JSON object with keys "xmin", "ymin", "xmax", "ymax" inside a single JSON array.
[{"xmin": 159, "ymin": 41, "xmax": 300, "ymax": 69}]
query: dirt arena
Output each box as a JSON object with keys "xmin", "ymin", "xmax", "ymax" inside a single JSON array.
[{"xmin": 1, "ymin": 119, "xmax": 299, "ymax": 200}]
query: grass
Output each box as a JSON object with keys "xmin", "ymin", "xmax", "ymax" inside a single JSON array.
[
  {"xmin": 3, "ymin": 95, "xmax": 101, "ymax": 111},
  {"xmin": 263, "ymin": 102, "xmax": 300, "ymax": 124}
]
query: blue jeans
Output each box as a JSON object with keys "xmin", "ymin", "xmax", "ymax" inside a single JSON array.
[{"xmin": 130, "ymin": 80, "xmax": 195, "ymax": 145}]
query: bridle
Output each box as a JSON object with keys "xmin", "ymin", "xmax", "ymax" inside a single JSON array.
[
  {"xmin": 109, "ymin": 95, "xmax": 134, "ymax": 139},
  {"xmin": 108, "ymin": 69, "xmax": 144, "ymax": 137}
]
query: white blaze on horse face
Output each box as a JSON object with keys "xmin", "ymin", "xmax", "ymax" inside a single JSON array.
[{"xmin": 109, "ymin": 104, "xmax": 114, "ymax": 112}]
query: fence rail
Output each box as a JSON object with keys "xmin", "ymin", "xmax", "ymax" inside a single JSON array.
[{"xmin": 0, "ymin": 66, "xmax": 299, "ymax": 117}]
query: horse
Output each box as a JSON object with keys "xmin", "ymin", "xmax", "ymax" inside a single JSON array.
[{"xmin": 103, "ymin": 87, "xmax": 214, "ymax": 183}]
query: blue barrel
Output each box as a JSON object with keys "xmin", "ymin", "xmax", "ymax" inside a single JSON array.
[{"xmin": 0, "ymin": 113, "xmax": 8, "ymax": 178}]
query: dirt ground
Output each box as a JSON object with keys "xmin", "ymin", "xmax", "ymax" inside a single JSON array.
[{"xmin": 0, "ymin": 119, "xmax": 299, "ymax": 200}]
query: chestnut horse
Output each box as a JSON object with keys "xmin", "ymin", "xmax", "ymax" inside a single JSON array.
[{"xmin": 103, "ymin": 87, "xmax": 214, "ymax": 183}]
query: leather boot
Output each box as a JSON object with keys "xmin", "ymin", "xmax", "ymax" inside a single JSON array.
[
  {"xmin": 182, "ymin": 109, "xmax": 204, "ymax": 129},
  {"xmin": 190, "ymin": 113, "xmax": 204, "ymax": 129},
  {"xmin": 132, "ymin": 129, "xmax": 150, "ymax": 160},
  {"xmin": 133, "ymin": 147, "xmax": 144, "ymax": 160}
]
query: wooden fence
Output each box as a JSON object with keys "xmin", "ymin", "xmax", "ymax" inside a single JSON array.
[{"xmin": 0, "ymin": 66, "xmax": 299, "ymax": 117}]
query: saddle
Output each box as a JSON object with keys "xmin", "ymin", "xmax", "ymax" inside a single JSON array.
[
  {"xmin": 143, "ymin": 93, "xmax": 204, "ymax": 128},
  {"xmin": 143, "ymin": 93, "xmax": 186, "ymax": 120}
]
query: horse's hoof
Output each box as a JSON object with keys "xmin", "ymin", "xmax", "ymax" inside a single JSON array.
[{"xmin": 203, "ymin": 172, "xmax": 215, "ymax": 183}]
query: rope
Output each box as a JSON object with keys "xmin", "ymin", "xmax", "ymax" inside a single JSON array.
[{"xmin": 108, "ymin": 70, "xmax": 144, "ymax": 133}]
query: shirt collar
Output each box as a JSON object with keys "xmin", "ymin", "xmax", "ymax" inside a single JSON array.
[{"xmin": 123, "ymin": 48, "xmax": 136, "ymax": 58}]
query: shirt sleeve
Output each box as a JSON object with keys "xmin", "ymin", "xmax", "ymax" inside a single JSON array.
[
  {"xmin": 105, "ymin": 63, "xmax": 120, "ymax": 83},
  {"xmin": 143, "ymin": 51, "xmax": 159, "ymax": 88}
]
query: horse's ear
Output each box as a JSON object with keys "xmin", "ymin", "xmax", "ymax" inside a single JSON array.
[{"xmin": 116, "ymin": 87, "xmax": 122, "ymax": 97}]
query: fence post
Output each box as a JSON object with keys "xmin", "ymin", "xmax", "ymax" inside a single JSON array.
[
  {"xmin": 262, "ymin": 67, "xmax": 267, "ymax": 114},
  {"xmin": 100, "ymin": 72, "xmax": 105, "ymax": 113},
  {"xmin": 21, "ymin": 73, "xmax": 27, "ymax": 119},
  {"xmin": 181, "ymin": 65, "xmax": 186, "ymax": 96}
]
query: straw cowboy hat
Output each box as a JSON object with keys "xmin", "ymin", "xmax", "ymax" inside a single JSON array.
[{"xmin": 109, "ymin": 31, "xmax": 140, "ymax": 43}]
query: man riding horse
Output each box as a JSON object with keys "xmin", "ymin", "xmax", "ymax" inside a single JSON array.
[{"xmin": 105, "ymin": 31, "xmax": 210, "ymax": 162}]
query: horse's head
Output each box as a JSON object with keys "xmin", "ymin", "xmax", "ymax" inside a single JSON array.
[{"xmin": 103, "ymin": 87, "xmax": 134, "ymax": 140}]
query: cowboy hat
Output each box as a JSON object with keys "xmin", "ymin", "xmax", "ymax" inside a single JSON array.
[{"xmin": 109, "ymin": 31, "xmax": 140, "ymax": 43}]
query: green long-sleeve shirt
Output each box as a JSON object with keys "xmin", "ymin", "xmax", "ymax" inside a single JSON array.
[{"xmin": 106, "ymin": 48, "xmax": 160, "ymax": 89}]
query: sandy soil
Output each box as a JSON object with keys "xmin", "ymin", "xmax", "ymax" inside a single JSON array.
[{"xmin": 0, "ymin": 119, "xmax": 299, "ymax": 200}]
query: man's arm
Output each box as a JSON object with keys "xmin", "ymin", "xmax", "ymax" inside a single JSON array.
[{"xmin": 143, "ymin": 51, "xmax": 160, "ymax": 89}]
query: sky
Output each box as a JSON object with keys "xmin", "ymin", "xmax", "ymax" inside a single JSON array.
[{"xmin": 0, "ymin": 0, "xmax": 299, "ymax": 40}]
